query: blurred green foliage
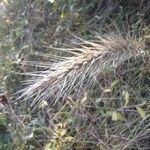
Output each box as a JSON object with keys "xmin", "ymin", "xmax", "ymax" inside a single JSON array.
[{"xmin": 0, "ymin": 0, "xmax": 149, "ymax": 149}]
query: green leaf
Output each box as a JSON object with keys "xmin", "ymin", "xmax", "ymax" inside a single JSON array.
[
  {"xmin": 123, "ymin": 91, "xmax": 129, "ymax": 107},
  {"xmin": 136, "ymin": 107, "xmax": 146, "ymax": 118},
  {"xmin": 60, "ymin": 11, "xmax": 65, "ymax": 18},
  {"xmin": 111, "ymin": 80, "xmax": 119, "ymax": 88},
  {"xmin": 112, "ymin": 111, "xmax": 124, "ymax": 121},
  {"xmin": 44, "ymin": 143, "xmax": 52, "ymax": 150}
]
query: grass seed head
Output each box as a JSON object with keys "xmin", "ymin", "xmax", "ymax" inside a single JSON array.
[{"xmin": 17, "ymin": 33, "xmax": 145, "ymax": 108}]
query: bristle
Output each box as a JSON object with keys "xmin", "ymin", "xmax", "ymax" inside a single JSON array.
[{"xmin": 17, "ymin": 33, "xmax": 145, "ymax": 107}]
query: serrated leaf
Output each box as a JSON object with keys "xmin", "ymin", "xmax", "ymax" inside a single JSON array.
[
  {"xmin": 112, "ymin": 111, "xmax": 124, "ymax": 121},
  {"xmin": 136, "ymin": 107, "xmax": 145, "ymax": 118}
]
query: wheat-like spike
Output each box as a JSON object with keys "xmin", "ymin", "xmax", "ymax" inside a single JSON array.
[{"xmin": 17, "ymin": 33, "xmax": 145, "ymax": 107}]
